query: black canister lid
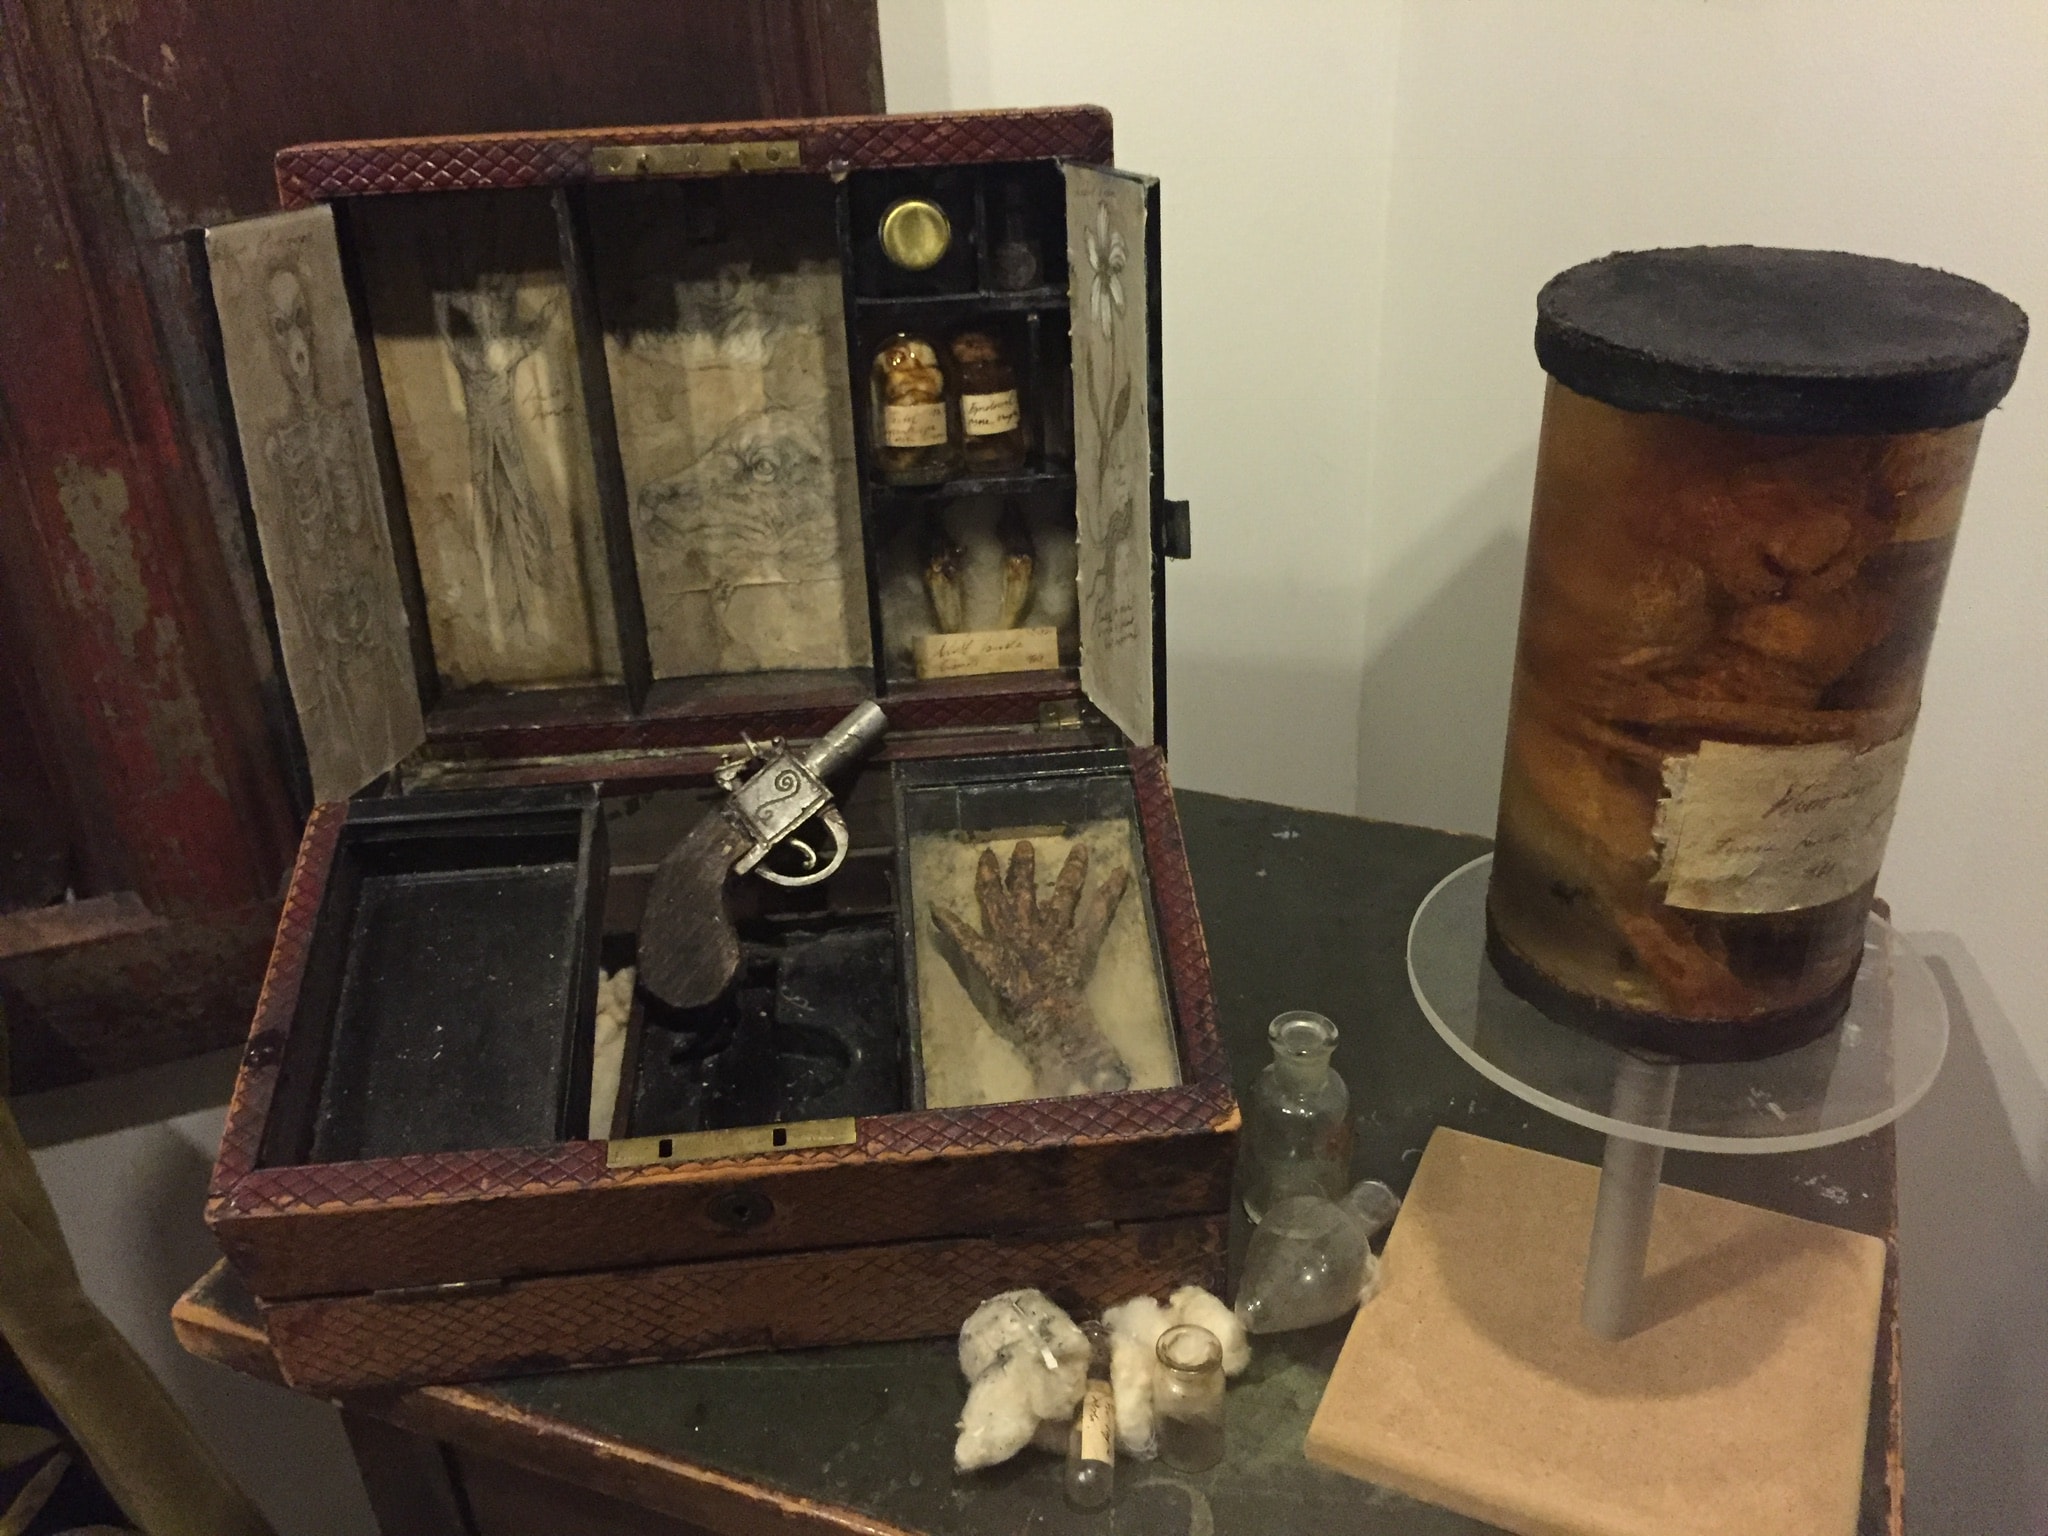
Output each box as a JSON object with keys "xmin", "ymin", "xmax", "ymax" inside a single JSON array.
[{"xmin": 1535, "ymin": 246, "xmax": 2028, "ymax": 435}]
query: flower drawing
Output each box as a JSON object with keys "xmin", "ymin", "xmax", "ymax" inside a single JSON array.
[{"xmin": 1086, "ymin": 201, "xmax": 1126, "ymax": 339}]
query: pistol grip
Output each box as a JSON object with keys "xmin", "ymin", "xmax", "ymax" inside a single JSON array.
[{"xmin": 638, "ymin": 810, "xmax": 754, "ymax": 1009}]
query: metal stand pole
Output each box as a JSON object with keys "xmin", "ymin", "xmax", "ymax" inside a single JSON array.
[{"xmin": 1580, "ymin": 1057, "xmax": 1680, "ymax": 1341}]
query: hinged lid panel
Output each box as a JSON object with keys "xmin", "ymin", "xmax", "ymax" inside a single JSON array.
[
  {"xmin": 1064, "ymin": 164, "xmax": 1157, "ymax": 746},
  {"xmin": 205, "ymin": 206, "xmax": 424, "ymax": 799}
]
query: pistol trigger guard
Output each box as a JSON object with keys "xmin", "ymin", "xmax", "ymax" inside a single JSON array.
[{"xmin": 755, "ymin": 806, "xmax": 849, "ymax": 888}]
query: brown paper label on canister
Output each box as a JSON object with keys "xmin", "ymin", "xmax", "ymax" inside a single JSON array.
[
  {"xmin": 883, "ymin": 402, "xmax": 948, "ymax": 448},
  {"xmin": 1652, "ymin": 731, "xmax": 1914, "ymax": 913},
  {"xmin": 960, "ymin": 390, "xmax": 1021, "ymax": 436},
  {"xmin": 1078, "ymin": 1381, "xmax": 1115, "ymax": 1465}
]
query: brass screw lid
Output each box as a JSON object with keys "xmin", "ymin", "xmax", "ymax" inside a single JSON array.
[{"xmin": 879, "ymin": 198, "xmax": 952, "ymax": 271}]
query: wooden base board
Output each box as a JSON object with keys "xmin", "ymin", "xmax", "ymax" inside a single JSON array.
[{"xmin": 1306, "ymin": 1127, "xmax": 1884, "ymax": 1536}]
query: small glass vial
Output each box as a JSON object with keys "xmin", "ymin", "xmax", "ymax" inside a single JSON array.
[
  {"xmin": 1242, "ymin": 1011, "xmax": 1352, "ymax": 1223},
  {"xmin": 989, "ymin": 183, "xmax": 1041, "ymax": 291},
  {"xmin": 949, "ymin": 330, "xmax": 1027, "ymax": 473},
  {"xmin": 1064, "ymin": 1321, "xmax": 1115, "ymax": 1510},
  {"xmin": 1155, "ymin": 1324, "xmax": 1226, "ymax": 1473},
  {"xmin": 871, "ymin": 333, "xmax": 955, "ymax": 485}
]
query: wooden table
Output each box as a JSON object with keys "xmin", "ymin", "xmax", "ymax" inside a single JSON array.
[{"xmin": 175, "ymin": 792, "xmax": 1902, "ymax": 1536}]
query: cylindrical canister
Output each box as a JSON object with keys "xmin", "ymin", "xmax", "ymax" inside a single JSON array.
[{"xmin": 1487, "ymin": 246, "xmax": 2026, "ymax": 1061}]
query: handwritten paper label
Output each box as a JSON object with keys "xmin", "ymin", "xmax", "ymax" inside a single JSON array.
[
  {"xmin": 1078, "ymin": 1381, "xmax": 1116, "ymax": 1465},
  {"xmin": 1652, "ymin": 732, "xmax": 1914, "ymax": 913},
  {"xmin": 913, "ymin": 625, "xmax": 1060, "ymax": 680},
  {"xmin": 882, "ymin": 401, "xmax": 947, "ymax": 448},
  {"xmin": 960, "ymin": 390, "xmax": 1021, "ymax": 436}
]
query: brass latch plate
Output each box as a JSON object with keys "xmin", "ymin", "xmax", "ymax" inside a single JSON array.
[
  {"xmin": 607, "ymin": 1116, "xmax": 857, "ymax": 1169},
  {"xmin": 592, "ymin": 140, "xmax": 802, "ymax": 178}
]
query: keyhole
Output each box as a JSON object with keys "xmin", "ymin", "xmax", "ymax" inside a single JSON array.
[{"xmin": 706, "ymin": 1186, "xmax": 774, "ymax": 1233}]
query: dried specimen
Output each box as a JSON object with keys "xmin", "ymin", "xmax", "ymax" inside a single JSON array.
[
  {"xmin": 930, "ymin": 840, "xmax": 1133, "ymax": 1095},
  {"xmin": 922, "ymin": 509, "xmax": 967, "ymax": 632},
  {"xmin": 997, "ymin": 500, "xmax": 1036, "ymax": 629}
]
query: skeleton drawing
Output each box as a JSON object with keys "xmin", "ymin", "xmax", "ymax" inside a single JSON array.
[
  {"xmin": 431, "ymin": 276, "xmax": 558, "ymax": 648},
  {"xmin": 260, "ymin": 263, "xmax": 386, "ymax": 739}
]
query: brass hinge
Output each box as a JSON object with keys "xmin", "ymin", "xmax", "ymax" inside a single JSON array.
[
  {"xmin": 369, "ymin": 1276, "xmax": 508, "ymax": 1305},
  {"xmin": 592, "ymin": 140, "xmax": 802, "ymax": 178},
  {"xmin": 607, "ymin": 1116, "xmax": 857, "ymax": 1169},
  {"xmin": 1037, "ymin": 699, "xmax": 1085, "ymax": 731}
]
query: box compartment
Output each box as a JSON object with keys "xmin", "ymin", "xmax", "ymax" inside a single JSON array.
[{"xmin": 256, "ymin": 791, "xmax": 604, "ymax": 1166}]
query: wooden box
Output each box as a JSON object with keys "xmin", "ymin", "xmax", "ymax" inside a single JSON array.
[{"xmin": 200, "ymin": 107, "xmax": 1234, "ymax": 1394}]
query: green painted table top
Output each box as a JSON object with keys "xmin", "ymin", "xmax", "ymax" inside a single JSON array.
[{"xmin": 198, "ymin": 792, "xmax": 1901, "ymax": 1534}]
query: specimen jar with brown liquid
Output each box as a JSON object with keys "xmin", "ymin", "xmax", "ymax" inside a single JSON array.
[
  {"xmin": 871, "ymin": 332, "xmax": 956, "ymax": 485},
  {"xmin": 949, "ymin": 328, "xmax": 1029, "ymax": 473},
  {"xmin": 1487, "ymin": 246, "xmax": 2026, "ymax": 1061}
]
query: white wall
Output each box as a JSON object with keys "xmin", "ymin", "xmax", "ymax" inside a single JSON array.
[
  {"xmin": 881, "ymin": 4, "xmax": 2048, "ymax": 1531},
  {"xmin": 885, "ymin": 0, "xmax": 1405, "ymax": 814}
]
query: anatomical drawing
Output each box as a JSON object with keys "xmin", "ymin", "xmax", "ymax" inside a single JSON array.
[
  {"xmin": 592, "ymin": 181, "xmax": 868, "ymax": 676},
  {"xmin": 262, "ymin": 266, "xmax": 386, "ymax": 670},
  {"xmin": 352, "ymin": 192, "xmax": 617, "ymax": 690},
  {"xmin": 432, "ymin": 277, "xmax": 558, "ymax": 648},
  {"xmin": 204, "ymin": 206, "xmax": 422, "ymax": 801}
]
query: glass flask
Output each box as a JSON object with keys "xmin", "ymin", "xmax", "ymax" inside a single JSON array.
[
  {"xmin": 1154, "ymin": 1324, "xmax": 1226, "ymax": 1473},
  {"xmin": 1064, "ymin": 1321, "xmax": 1115, "ymax": 1510},
  {"xmin": 1235, "ymin": 1179, "xmax": 1400, "ymax": 1335},
  {"xmin": 870, "ymin": 333, "xmax": 955, "ymax": 485},
  {"xmin": 1489, "ymin": 247, "xmax": 2026, "ymax": 1061},
  {"xmin": 1241, "ymin": 1011, "xmax": 1351, "ymax": 1223},
  {"xmin": 949, "ymin": 329, "xmax": 1028, "ymax": 473}
]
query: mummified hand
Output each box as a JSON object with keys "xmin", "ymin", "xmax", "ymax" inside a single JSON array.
[{"xmin": 930, "ymin": 840, "xmax": 1134, "ymax": 1095}]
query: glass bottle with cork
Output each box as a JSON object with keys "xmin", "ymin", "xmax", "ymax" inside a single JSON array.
[
  {"xmin": 1063, "ymin": 1320, "xmax": 1115, "ymax": 1510},
  {"xmin": 949, "ymin": 329, "xmax": 1027, "ymax": 473},
  {"xmin": 871, "ymin": 334, "xmax": 955, "ymax": 485}
]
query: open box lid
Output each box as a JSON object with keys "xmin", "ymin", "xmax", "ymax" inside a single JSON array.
[{"xmin": 202, "ymin": 111, "xmax": 1174, "ymax": 804}]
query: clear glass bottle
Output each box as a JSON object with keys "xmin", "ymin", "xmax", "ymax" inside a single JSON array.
[
  {"xmin": 1154, "ymin": 1324, "xmax": 1226, "ymax": 1473},
  {"xmin": 1241, "ymin": 1011, "xmax": 1352, "ymax": 1223},
  {"xmin": 1235, "ymin": 1179, "xmax": 1401, "ymax": 1335},
  {"xmin": 1064, "ymin": 1320, "xmax": 1115, "ymax": 1510},
  {"xmin": 870, "ymin": 333, "xmax": 955, "ymax": 485},
  {"xmin": 989, "ymin": 182, "xmax": 1041, "ymax": 292},
  {"xmin": 949, "ymin": 329, "xmax": 1027, "ymax": 473}
]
